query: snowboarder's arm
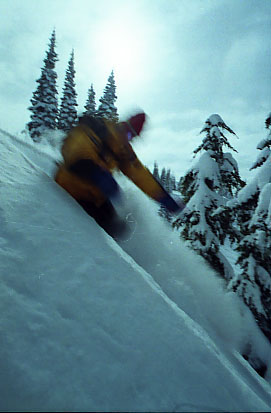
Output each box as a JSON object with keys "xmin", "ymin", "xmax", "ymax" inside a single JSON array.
[{"xmin": 120, "ymin": 158, "xmax": 181, "ymax": 212}]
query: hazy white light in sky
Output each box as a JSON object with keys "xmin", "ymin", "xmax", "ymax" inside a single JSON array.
[
  {"xmin": 91, "ymin": 8, "xmax": 153, "ymax": 90},
  {"xmin": 94, "ymin": 22, "xmax": 146, "ymax": 85}
]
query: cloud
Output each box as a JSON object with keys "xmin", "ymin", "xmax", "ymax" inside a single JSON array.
[{"xmin": 222, "ymin": 32, "xmax": 270, "ymax": 106}]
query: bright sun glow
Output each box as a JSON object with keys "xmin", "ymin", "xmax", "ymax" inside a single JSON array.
[{"xmin": 94, "ymin": 16, "xmax": 150, "ymax": 85}]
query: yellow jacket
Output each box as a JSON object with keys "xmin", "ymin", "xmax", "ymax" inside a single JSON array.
[{"xmin": 55, "ymin": 120, "xmax": 175, "ymax": 209}]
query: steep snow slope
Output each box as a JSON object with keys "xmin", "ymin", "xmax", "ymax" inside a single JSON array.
[{"xmin": 0, "ymin": 130, "xmax": 271, "ymax": 412}]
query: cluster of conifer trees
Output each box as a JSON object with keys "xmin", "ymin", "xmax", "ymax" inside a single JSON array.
[
  {"xmin": 27, "ymin": 30, "xmax": 118, "ymax": 142},
  {"xmin": 154, "ymin": 113, "xmax": 271, "ymax": 344}
]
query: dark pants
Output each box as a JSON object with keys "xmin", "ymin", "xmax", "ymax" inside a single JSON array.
[{"xmin": 78, "ymin": 199, "xmax": 127, "ymax": 239}]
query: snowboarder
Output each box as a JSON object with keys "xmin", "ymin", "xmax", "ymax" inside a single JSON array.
[{"xmin": 55, "ymin": 112, "xmax": 182, "ymax": 238}]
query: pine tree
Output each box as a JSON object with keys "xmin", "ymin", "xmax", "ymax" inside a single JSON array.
[
  {"xmin": 153, "ymin": 161, "xmax": 160, "ymax": 181},
  {"xmin": 177, "ymin": 176, "xmax": 183, "ymax": 192},
  {"xmin": 173, "ymin": 114, "xmax": 244, "ymax": 278},
  {"xmin": 194, "ymin": 114, "xmax": 245, "ymax": 197},
  {"xmin": 160, "ymin": 167, "xmax": 166, "ymax": 188},
  {"xmin": 171, "ymin": 175, "xmax": 176, "ymax": 191},
  {"xmin": 250, "ymin": 112, "xmax": 271, "ymax": 170},
  {"xmin": 165, "ymin": 169, "xmax": 172, "ymax": 192},
  {"xmin": 97, "ymin": 70, "xmax": 119, "ymax": 122},
  {"xmin": 58, "ymin": 50, "xmax": 78, "ymax": 131},
  {"xmin": 159, "ymin": 168, "xmax": 172, "ymax": 223},
  {"xmin": 228, "ymin": 113, "xmax": 271, "ymax": 340},
  {"xmin": 159, "ymin": 168, "xmax": 176, "ymax": 193},
  {"xmin": 27, "ymin": 30, "xmax": 58, "ymax": 142},
  {"xmin": 83, "ymin": 84, "xmax": 96, "ymax": 117}
]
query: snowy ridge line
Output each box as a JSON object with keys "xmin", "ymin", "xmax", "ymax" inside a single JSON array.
[
  {"xmin": 0, "ymin": 127, "xmax": 17, "ymax": 140},
  {"xmin": 11, "ymin": 153, "xmax": 87, "ymax": 233},
  {"xmin": 0, "ymin": 128, "xmax": 59, "ymax": 180},
  {"xmin": 173, "ymin": 402, "xmax": 227, "ymax": 412},
  {"xmin": 1, "ymin": 218, "xmax": 83, "ymax": 234},
  {"xmin": 20, "ymin": 151, "xmax": 56, "ymax": 179},
  {"xmin": 0, "ymin": 127, "xmax": 61, "ymax": 162}
]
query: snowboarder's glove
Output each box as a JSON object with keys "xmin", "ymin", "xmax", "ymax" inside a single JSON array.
[
  {"xmin": 159, "ymin": 194, "xmax": 184, "ymax": 213},
  {"xmin": 69, "ymin": 159, "xmax": 120, "ymax": 199}
]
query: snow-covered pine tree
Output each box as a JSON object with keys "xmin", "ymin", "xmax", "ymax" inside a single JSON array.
[
  {"xmin": 173, "ymin": 114, "xmax": 244, "ymax": 278},
  {"xmin": 171, "ymin": 175, "xmax": 177, "ymax": 191},
  {"xmin": 58, "ymin": 50, "xmax": 78, "ymax": 131},
  {"xmin": 27, "ymin": 30, "xmax": 58, "ymax": 142},
  {"xmin": 83, "ymin": 84, "xmax": 96, "ymax": 117},
  {"xmin": 194, "ymin": 114, "xmax": 245, "ymax": 198},
  {"xmin": 165, "ymin": 169, "xmax": 172, "ymax": 192},
  {"xmin": 153, "ymin": 161, "xmax": 160, "ymax": 181},
  {"xmin": 160, "ymin": 167, "xmax": 166, "ymax": 188},
  {"xmin": 250, "ymin": 112, "xmax": 271, "ymax": 170},
  {"xmin": 177, "ymin": 176, "xmax": 183, "ymax": 192},
  {"xmin": 228, "ymin": 113, "xmax": 271, "ymax": 340},
  {"xmin": 153, "ymin": 164, "xmax": 176, "ymax": 192},
  {"xmin": 97, "ymin": 70, "xmax": 119, "ymax": 122}
]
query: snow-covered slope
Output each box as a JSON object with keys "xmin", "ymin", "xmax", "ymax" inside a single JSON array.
[{"xmin": 1, "ymin": 130, "xmax": 271, "ymax": 412}]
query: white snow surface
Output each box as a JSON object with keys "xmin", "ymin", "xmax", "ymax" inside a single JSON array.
[
  {"xmin": 1, "ymin": 130, "xmax": 271, "ymax": 412},
  {"xmin": 231, "ymin": 154, "xmax": 271, "ymax": 209},
  {"xmin": 206, "ymin": 114, "xmax": 224, "ymax": 126}
]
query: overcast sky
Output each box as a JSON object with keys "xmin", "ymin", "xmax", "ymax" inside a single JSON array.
[{"xmin": 0, "ymin": 0, "xmax": 270, "ymax": 180}]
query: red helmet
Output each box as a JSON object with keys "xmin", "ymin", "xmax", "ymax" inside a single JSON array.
[{"xmin": 123, "ymin": 112, "xmax": 146, "ymax": 141}]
